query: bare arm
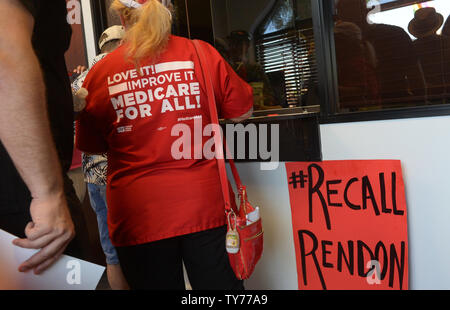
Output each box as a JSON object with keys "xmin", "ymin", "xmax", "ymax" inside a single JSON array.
[{"xmin": 0, "ymin": 0, "xmax": 74, "ymax": 274}]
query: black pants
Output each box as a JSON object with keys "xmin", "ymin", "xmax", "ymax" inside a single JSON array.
[{"xmin": 116, "ymin": 226, "xmax": 244, "ymax": 290}]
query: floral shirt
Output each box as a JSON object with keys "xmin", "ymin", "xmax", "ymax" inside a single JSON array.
[
  {"xmin": 73, "ymin": 53, "xmax": 110, "ymax": 185},
  {"xmin": 72, "ymin": 53, "xmax": 108, "ymax": 93},
  {"xmin": 82, "ymin": 154, "xmax": 107, "ymax": 185}
]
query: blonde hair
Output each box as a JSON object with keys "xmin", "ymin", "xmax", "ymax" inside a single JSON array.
[{"xmin": 111, "ymin": 0, "xmax": 172, "ymax": 66}]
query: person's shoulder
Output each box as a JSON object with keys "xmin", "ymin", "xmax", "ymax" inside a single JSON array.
[
  {"xmin": 169, "ymin": 36, "xmax": 224, "ymax": 64},
  {"xmin": 95, "ymin": 45, "xmax": 126, "ymax": 68},
  {"xmin": 366, "ymin": 23, "xmax": 412, "ymax": 43},
  {"xmin": 84, "ymin": 47, "xmax": 125, "ymax": 84},
  {"xmin": 170, "ymin": 35, "xmax": 213, "ymax": 50},
  {"xmin": 82, "ymin": 58, "xmax": 109, "ymax": 91},
  {"xmin": 170, "ymin": 35, "xmax": 190, "ymax": 43},
  {"xmin": 370, "ymin": 23, "xmax": 409, "ymax": 36},
  {"xmin": 192, "ymin": 38, "xmax": 215, "ymax": 50},
  {"xmin": 169, "ymin": 35, "xmax": 203, "ymax": 52},
  {"xmin": 191, "ymin": 38, "xmax": 224, "ymax": 61},
  {"xmin": 412, "ymin": 35, "xmax": 440, "ymax": 44}
]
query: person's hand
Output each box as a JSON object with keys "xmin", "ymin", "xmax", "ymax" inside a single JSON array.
[
  {"xmin": 12, "ymin": 192, "xmax": 75, "ymax": 275},
  {"xmin": 73, "ymin": 65, "xmax": 87, "ymax": 75}
]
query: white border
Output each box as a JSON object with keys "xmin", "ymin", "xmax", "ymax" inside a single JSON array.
[{"xmin": 81, "ymin": 0, "xmax": 97, "ymax": 66}]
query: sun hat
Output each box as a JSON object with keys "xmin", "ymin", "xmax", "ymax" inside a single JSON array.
[{"xmin": 408, "ymin": 7, "xmax": 444, "ymax": 39}]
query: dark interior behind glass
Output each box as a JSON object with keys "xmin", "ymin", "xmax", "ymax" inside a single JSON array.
[
  {"xmin": 210, "ymin": 0, "xmax": 320, "ymax": 112},
  {"xmin": 332, "ymin": 0, "xmax": 450, "ymax": 113}
]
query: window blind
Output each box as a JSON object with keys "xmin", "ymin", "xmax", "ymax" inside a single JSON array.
[{"xmin": 255, "ymin": 27, "xmax": 318, "ymax": 106}]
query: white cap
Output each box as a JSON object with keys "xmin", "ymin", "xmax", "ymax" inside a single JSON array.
[{"xmin": 98, "ymin": 25, "xmax": 125, "ymax": 50}]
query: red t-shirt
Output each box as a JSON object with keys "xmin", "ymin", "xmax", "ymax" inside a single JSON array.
[{"xmin": 76, "ymin": 36, "xmax": 253, "ymax": 247}]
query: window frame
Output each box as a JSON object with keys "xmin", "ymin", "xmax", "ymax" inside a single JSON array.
[
  {"xmin": 90, "ymin": 0, "xmax": 109, "ymax": 55},
  {"xmin": 311, "ymin": 0, "xmax": 450, "ymax": 124}
]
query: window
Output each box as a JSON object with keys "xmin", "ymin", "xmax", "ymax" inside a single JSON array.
[
  {"xmin": 210, "ymin": 0, "xmax": 320, "ymax": 111},
  {"xmin": 320, "ymin": 0, "xmax": 450, "ymax": 122},
  {"xmin": 90, "ymin": 0, "xmax": 450, "ymax": 123},
  {"xmin": 255, "ymin": 0, "xmax": 318, "ymax": 107}
]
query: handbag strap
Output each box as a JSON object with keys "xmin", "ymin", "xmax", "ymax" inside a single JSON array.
[{"xmin": 192, "ymin": 39, "xmax": 244, "ymax": 214}]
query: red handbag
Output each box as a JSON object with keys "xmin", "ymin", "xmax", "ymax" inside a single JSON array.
[{"xmin": 192, "ymin": 40, "xmax": 263, "ymax": 280}]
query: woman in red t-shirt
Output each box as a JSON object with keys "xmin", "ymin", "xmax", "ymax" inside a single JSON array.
[{"xmin": 76, "ymin": 0, "xmax": 253, "ymax": 289}]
